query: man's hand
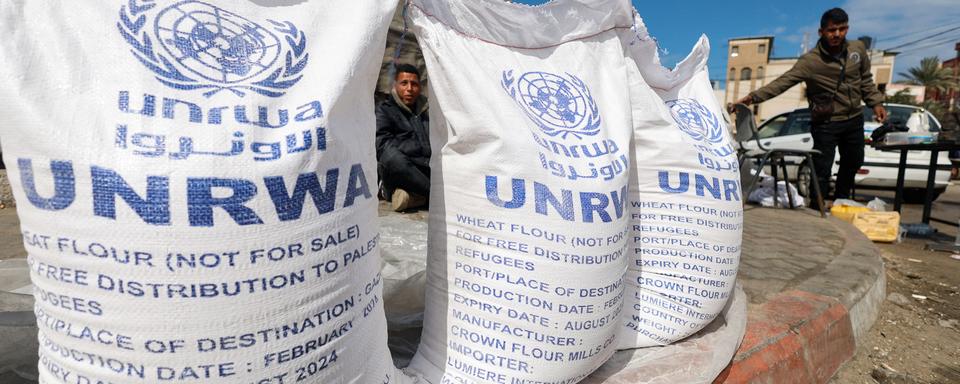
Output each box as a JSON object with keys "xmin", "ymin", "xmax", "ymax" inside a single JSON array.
[
  {"xmin": 873, "ymin": 105, "xmax": 887, "ymax": 123},
  {"xmin": 727, "ymin": 95, "xmax": 753, "ymax": 113}
]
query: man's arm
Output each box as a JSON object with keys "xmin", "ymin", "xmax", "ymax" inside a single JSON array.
[
  {"xmin": 859, "ymin": 50, "xmax": 887, "ymax": 122},
  {"xmin": 375, "ymin": 103, "xmax": 399, "ymax": 159},
  {"xmin": 730, "ymin": 59, "xmax": 807, "ymax": 110}
]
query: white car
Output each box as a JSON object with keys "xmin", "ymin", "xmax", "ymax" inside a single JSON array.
[{"xmin": 742, "ymin": 103, "xmax": 951, "ymax": 203}]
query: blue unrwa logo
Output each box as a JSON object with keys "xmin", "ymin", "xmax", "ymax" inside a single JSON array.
[
  {"xmin": 665, "ymin": 99, "xmax": 724, "ymax": 144},
  {"xmin": 118, "ymin": 0, "xmax": 309, "ymax": 97},
  {"xmin": 502, "ymin": 70, "xmax": 601, "ymax": 140}
]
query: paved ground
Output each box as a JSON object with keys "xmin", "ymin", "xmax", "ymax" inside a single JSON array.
[
  {"xmin": 0, "ymin": 206, "xmax": 25, "ymax": 262},
  {"xmin": 739, "ymin": 207, "xmax": 846, "ymax": 304}
]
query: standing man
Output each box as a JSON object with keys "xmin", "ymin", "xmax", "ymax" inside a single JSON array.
[
  {"xmin": 733, "ymin": 8, "xmax": 887, "ymax": 206},
  {"xmin": 376, "ymin": 63, "xmax": 431, "ymax": 212}
]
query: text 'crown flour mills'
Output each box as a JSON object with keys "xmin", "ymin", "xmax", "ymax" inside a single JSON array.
[
  {"xmin": 615, "ymin": 15, "xmax": 743, "ymax": 349},
  {"xmin": 406, "ymin": 0, "xmax": 639, "ymax": 382},
  {"xmin": 0, "ymin": 1, "xmax": 410, "ymax": 383}
]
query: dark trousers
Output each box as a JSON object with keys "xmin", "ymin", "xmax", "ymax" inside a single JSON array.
[
  {"xmin": 379, "ymin": 146, "xmax": 431, "ymax": 198},
  {"xmin": 810, "ymin": 115, "xmax": 865, "ymax": 200}
]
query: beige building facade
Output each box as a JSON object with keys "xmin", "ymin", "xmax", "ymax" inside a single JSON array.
[{"xmin": 724, "ymin": 36, "xmax": 895, "ymax": 122}]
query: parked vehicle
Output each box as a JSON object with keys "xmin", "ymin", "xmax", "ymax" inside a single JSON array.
[{"xmin": 741, "ymin": 103, "xmax": 950, "ymax": 203}]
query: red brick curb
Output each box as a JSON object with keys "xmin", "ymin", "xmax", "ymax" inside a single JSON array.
[{"xmin": 713, "ymin": 290, "xmax": 856, "ymax": 384}]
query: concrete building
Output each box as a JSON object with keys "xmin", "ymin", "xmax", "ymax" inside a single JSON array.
[
  {"xmin": 929, "ymin": 42, "xmax": 960, "ymax": 110},
  {"xmin": 724, "ymin": 36, "xmax": 896, "ymax": 122},
  {"xmin": 886, "ymin": 83, "xmax": 926, "ymax": 104}
]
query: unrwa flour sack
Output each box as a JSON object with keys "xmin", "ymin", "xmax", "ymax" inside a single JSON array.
[
  {"xmin": 615, "ymin": 19, "xmax": 743, "ymax": 348},
  {"xmin": 407, "ymin": 1, "xmax": 636, "ymax": 382},
  {"xmin": 0, "ymin": 1, "xmax": 408, "ymax": 383}
]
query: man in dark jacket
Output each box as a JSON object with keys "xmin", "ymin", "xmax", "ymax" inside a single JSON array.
[
  {"xmin": 376, "ymin": 63, "xmax": 430, "ymax": 211},
  {"xmin": 734, "ymin": 8, "xmax": 887, "ymax": 205}
]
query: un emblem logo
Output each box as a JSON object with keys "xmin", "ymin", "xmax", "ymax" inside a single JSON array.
[
  {"xmin": 666, "ymin": 99, "xmax": 725, "ymax": 144},
  {"xmin": 118, "ymin": 0, "xmax": 309, "ymax": 97},
  {"xmin": 502, "ymin": 70, "xmax": 601, "ymax": 140}
]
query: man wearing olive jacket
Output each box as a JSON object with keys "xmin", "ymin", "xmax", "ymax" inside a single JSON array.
[{"xmin": 734, "ymin": 8, "xmax": 887, "ymax": 206}]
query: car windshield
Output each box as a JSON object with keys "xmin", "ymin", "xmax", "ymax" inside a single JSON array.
[
  {"xmin": 757, "ymin": 115, "xmax": 786, "ymax": 139},
  {"xmin": 757, "ymin": 111, "xmax": 811, "ymax": 138}
]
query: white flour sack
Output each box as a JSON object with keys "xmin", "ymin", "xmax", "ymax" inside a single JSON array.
[
  {"xmin": 407, "ymin": 1, "xmax": 636, "ymax": 382},
  {"xmin": 0, "ymin": 1, "xmax": 409, "ymax": 383},
  {"xmin": 615, "ymin": 21, "xmax": 743, "ymax": 349}
]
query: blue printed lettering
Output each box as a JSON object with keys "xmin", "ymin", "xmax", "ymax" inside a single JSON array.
[
  {"xmin": 580, "ymin": 192, "xmax": 610, "ymax": 223},
  {"xmin": 18, "ymin": 158, "xmax": 76, "ymax": 211},
  {"xmin": 343, "ymin": 164, "xmax": 371, "ymax": 208},
  {"xmin": 486, "ymin": 176, "xmax": 525, "ymax": 209},
  {"xmin": 187, "ymin": 178, "xmax": 264, "ymax": 227},
  {"xmin": 118, "ymin": 91, "xmax": 155, "ymax": 117},
  {"xmin": 117, "ymin": 91, "xmax": 322, "ymax": 126},
  {"xmin": 533, "ymin": 182, "xmax": 574, "ymax": 221},
  {"xmin": 91, "ymin": 166, "xmax": 170, "ymax": 225},
  {"xmin": 486, "ymin": 176, "xmax": 626, "ymax": 223},
  {"xmin": 162, "ymin": 97, "xmax": 202, "ymax": 123},
  {"xmin": 294, "ymin": 101, "xmax": 324, "ymax": 121},
  {"xmin": 18, "ymin": 158, "xmax": 373, "ymax": 226},
  {"xmin": 723, "ymin": 179, "xmax": 741, "ymax": 201},
  {"xmin": 695, "ymin": 174, "xmax": 721, "ymax": 199},
  {"xmin": 265, "ymin": 169, "xmax": 338, "ymax": 221},
  {"xmin": 658, "ymin": 171, "xmax": 688, "ymax": 194},
  {"xmin": 658, "ymin": 171, "xmax": 741, "ymax": 202},
  {"xmin": 235, "ymin": 106, "xmax": 288, "ymax": 129}
]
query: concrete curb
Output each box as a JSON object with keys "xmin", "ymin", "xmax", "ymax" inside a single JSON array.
[
  {"xmin": 795, "ymin": 217, "xmax": 886, "ymax": 347},
  {"xmin": 715, "ymin": 214, "xmax": 886, "ymax": 383}
]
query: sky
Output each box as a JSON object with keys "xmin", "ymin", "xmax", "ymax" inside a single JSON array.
[{"xmin": 511, "ymin": 0, "xmax": 960, "ymax": 88}]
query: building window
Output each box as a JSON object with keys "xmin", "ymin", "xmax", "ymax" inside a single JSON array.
[
  {"xmin": 741, "ymin": 67, "xmax": 752, "ymax": 81},
  {"xmin": 731, "ymin": 45, "xmax": 739, "ymax": 57},
  {"xmin": 729, "ymin": 68, "xmax": 736, "ymax": 81},
  {"xmin": 758, "ymin": 44, "xmax": 766, "ymax": 54},
  {"xmin": 757, "ymin": 66, "xmax": 764, "ymax": 80}
]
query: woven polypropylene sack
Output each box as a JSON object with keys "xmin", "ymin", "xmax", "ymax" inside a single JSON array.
[
  {"xmin": 0, "ymin": 1, "xmax": 409, "ymax": 383},
  {"xmin": 615, "ymin": 18, "xmax": 743, "ymax": 348},
  {"xmin": 406, "ymin": 0, "xmax": 638, "ymax": 382}
]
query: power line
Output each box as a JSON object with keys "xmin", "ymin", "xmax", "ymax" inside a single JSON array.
[
  {"xmin": 895, "ymin": 32, "xmax": 960, "ymax": 55},
  {"xmin": 874, "ymin": 21, "xmax": 960, "ymax": 46},
  {"xmin": 882, "ymin": 25, "xmax": 960, "ymax": 51}
]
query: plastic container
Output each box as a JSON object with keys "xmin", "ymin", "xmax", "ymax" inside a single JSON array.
[
  {"xmin": 907, "ymin": 132, "xmax": 936, "ymax": 144},
  {"xmin": 853, "ymin": 212, "xmax": 901, "ymax": 242},
  {"xmin": 884, "ymin": 132, "xmax": 911, "ymax": 145},
  {"xmin": 831, "ymin": 204, "xmax": 871, "ymax": 222}
]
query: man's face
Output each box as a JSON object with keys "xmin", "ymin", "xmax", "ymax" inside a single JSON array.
[
  {"xmin": 819, "ymin": 21, "xmax": 849, "ymax": 49},
  {"xmin": 394, "ymin": 72, "xmax": 421, "ymax": 108}
]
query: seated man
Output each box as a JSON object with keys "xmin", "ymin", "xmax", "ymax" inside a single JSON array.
[{"xmin": 376, "ymin": 63, "xmax": 430, "ymax": 211}]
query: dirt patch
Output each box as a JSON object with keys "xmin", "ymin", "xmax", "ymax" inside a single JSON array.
[{"xmin": 831, "ymin": 240, "xmax": 960, "ymax": 383}]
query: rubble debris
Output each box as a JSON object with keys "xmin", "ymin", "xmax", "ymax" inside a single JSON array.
[
  {"xmin": 871, "ymin": 365, "xmax": 921, "ymax": 384},
  {"xmin": 887, "ymin": 292, "xmax": 911, "ymax": 307}
]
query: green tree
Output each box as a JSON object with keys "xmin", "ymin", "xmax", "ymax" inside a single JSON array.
[{"xmin": 898, "ymin": 56, "xmax": 957, "ymax": 93}]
